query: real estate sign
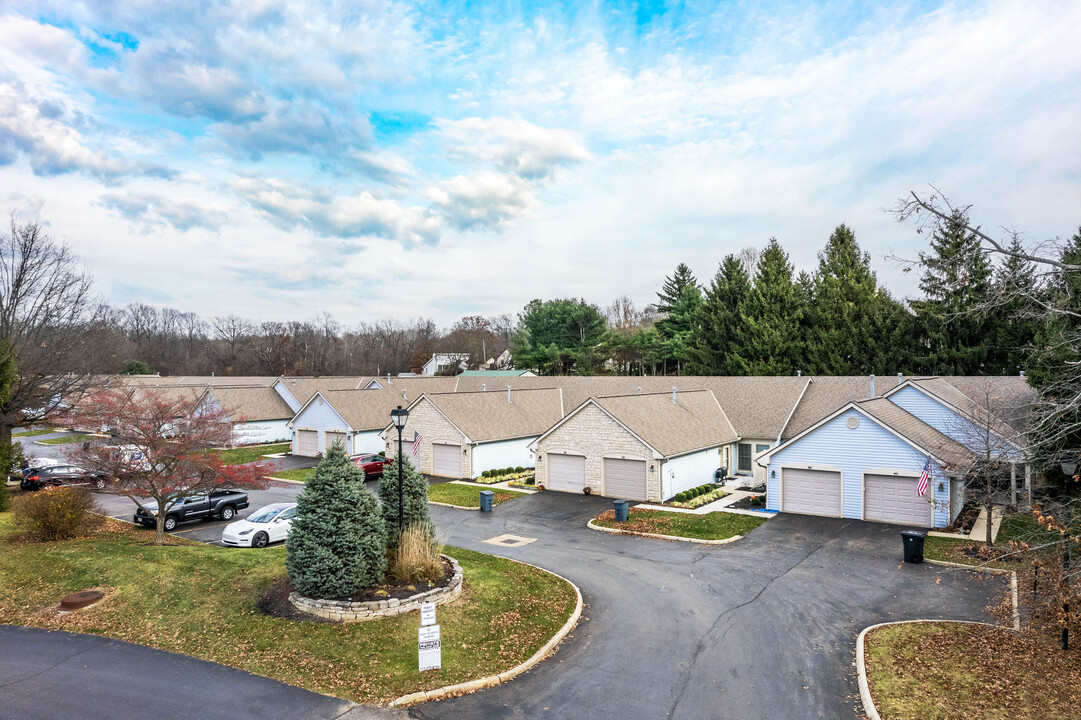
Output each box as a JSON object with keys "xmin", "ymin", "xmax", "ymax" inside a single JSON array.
[{"xmin": 419, "ymin": 624, "xmax": 441, "ymax": 672}]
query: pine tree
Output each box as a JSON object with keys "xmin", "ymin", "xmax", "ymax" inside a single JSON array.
[
  {"xmin": 806, "ymin": 225, "xmax": 882, "ymax": 374},
  {"xmin": 379, "ymin": 454, "xmax": 432, "ymax": 546},
  {"xmin": 286, "ymin": 445, "xmax": 387, "ymax": 598},
  {"xmin": 987, "ymin": 236, "xmax": 1039, "ymax": 374},
  {"xmin": 911, "ymin": 209, "xmax": 994, "ymax": 374},
  {"xmin": 686, "ymin": 255, "xmax": 751, "ymax": 375},
  {"xmin": 655, "ymin": 263, "xmax": 699, "ymax": 315},
  {"xmin": 733, "ymin": 239, "xmax": 804, "ymax": 375}
]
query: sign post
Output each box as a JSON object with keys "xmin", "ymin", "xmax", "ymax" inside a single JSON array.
[{"xmin": 418, "ymin": 625, "xmax": 441, "ymax": 672}]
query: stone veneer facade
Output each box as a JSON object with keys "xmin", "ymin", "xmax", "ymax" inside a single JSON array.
[
  {"xmin": 536, "ymin": 403, "xmax": 661, "ymax": 503},
  {"xmin": 288, "ymin": 555, "xmax": 463, "ymax": 622},
  {"xmin": 386, "ymin": 397, "xmax": 472, "ymax": 478}
]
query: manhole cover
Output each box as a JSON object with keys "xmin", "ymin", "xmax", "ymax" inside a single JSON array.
[
  {"xmin": 60, "ymin": 590, "xmax": 104, "ymax": 611},
  {"xmin": 482, "ymin": 534, "xmax": 537, "ymax": 548}
]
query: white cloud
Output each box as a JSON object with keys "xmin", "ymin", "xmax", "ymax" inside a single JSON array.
[
  {"xmin": 98, "ymin": 191, "xmax": 229, "ymax": 232},
  {"xmin": 427, "ymin": 172, "xmax": 533, "ymax": 230},
  {"xmin": 437, "ymin": 116, "xmax": 591, "ymax": 179}
]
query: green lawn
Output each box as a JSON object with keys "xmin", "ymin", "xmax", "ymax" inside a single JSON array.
[
  {"xmin": 37, "ymin": 433, "xmax": 97, "ymax": 446},
  {"xmin": 210, "ymin": 443, "xmax": 291, "ymax": 465},
  {"xmin": 428, "ymin": 483, "xmax": 527, "ymax": 508},
  {"xmin": 865, "ymin": 622, "xmax": 1081, "ymax": 719},
  {"xmin": 593, "ymin": 507, "xmax": 766, "ymax": 541},
  {"xmin": 0, "ymin": 513, "xmax": 577, "ymax": 705},
  {"xmin": 12, "ymin": 428, "xmax": 56, "ymax": 438},
  {"xmin": 268, "ymin": 468, "xmax": 316, "ymax": 483}
]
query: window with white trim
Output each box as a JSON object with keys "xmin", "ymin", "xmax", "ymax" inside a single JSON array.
[{"xmin": 737, "ymin": 443, "xmax": 752, "ymax": 474}]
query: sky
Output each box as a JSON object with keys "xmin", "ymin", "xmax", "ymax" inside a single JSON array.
[{"xmin": 1, "ymin": 0, "xmax": 1079, "ymax": 328}]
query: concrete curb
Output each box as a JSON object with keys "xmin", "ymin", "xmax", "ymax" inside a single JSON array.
[
  {"xmin": 924, "ymin": 559, "xmax": 1020, "ymax": 631},
  {"xmin": 586, "ymin": 519, "xmax": 744, "ymax": 546},
  {"xmin": 428, "ymin": 501, "xmax": 480, "ymax": 511},
  {"xmin": 265, "ymin": 475, "xmax": 306, "ymax": 485},
  {"xmin": 856, "ymin": 619, "xmax": 1012, "ymax": 720},
  {"xmin": 450, "ymin": 480, "xmax": 538, "ymax": 494},
  {"xmin": 388, "ymin": 560, "xmax": 583, "ymax": 708}
]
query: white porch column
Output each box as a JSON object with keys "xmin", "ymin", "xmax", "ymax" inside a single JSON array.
[
  {"xmin": 1010, "ymin": 462, "xmax": 1018, "ymax": 508},
  {"xmin": 1024, "ymin": 463, "xmax": 1033, "ymax": 509}
]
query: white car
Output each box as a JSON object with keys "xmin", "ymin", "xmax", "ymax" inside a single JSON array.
[{"xmin": 221, "ymin": 503, "xmax": 297, "ymax": 548}]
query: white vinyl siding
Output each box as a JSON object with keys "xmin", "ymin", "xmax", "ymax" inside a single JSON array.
[
  {"xmin": 603, "ymin": 458, "xmax": 648, "ymax": 501},
  {"xmin": 547, "ymin": 454, "xmax": 586, "ymax": 493},
  {"xmin": 472, "ymin": 437, "xmax": 535, "ymax": 477},
  {"xmin": 231, "ymin": 420, "xmax": 290, "ymax": 445},
  {"xmin": 781, "ymin": 468, "xmax": 842, "ymax": 517},
  {"xmin": 432, "ymin": 443, "xmax": 461, "ymax": 477},
  {"xmin": 289, "ymin": 395, "xmax": 351, "ymax": 456},
  {"xmin": 662, "ymin": 448, "xmax": 720, "ymax": 500},
  {"xmin": 297, "ymin": 429, "xmax": 318, "ymax": 457},
  {"xmin": 864, "ymin": 474, "xmax": 933, "ymax": 527}
]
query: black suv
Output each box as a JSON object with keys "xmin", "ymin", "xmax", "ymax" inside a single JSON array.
[{"xmin": 21, "ymin": 464, "xmax": 109, "ymax": 490}]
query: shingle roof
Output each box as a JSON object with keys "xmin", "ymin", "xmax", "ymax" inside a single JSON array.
[
  {"xmin": 591, "ymin": 389, "xmax": 739, "ymax": 458},
  {"xmin": 907, "ymin": 376, "xmax": 1032, "ymax": 448},
  {"xmin": 318, "ymin": 388, "xmax": 414, "ymax": 431},
  {"xmin": 856, "ymin": 397, "xmax": 975, "ymax": 472},
  {"xmin": 782, "ymin": 375, "xmax": 904, "ymax": 438},
  {"xmin": 121, "ymin": 375, "xmax": 280, "ymax": 387},
  {"xmin": 206, "ymin": 386, "xmax": 294, "ymax": 421},
  {"xmin": 278, "ymin": 377, "xmax": 370, "ymax": 405},
  {"xmin": 421, "ymin": 388, "xmax": 565, "ymax": 442}
]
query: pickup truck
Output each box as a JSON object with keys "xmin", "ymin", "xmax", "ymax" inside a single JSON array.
[{"xmin": 134, "ymin": 490, "xmax": 250, "ymax": 532}]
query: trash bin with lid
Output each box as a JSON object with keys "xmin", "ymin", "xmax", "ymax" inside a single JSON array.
[
  {"xmin": 901, "ymin": 529, "xmax": 928, "ymax": 563},
  {"xmin": 479, "ymin": 490, "xmax": 494, "ymax": 512},
  {"xmin": 714, "ymin": 467, "xmax": 727, "ymax": 482},
  {"xmin": 613, "ymin": 499, "xmax": 630, "ymax": 523}
]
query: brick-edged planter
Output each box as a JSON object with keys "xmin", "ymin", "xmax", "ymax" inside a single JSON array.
[{"xmin": 288, "ymin": 555, "xmax": 463, "ymax": 622}]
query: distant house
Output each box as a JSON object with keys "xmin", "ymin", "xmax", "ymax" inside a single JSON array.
[
  {"xmin": 288, "ymin": 388, "xmax": 413, "ymax": 457},
  {"xmin": 198, "ymin": 386, "xmax": 294, "ymax": 445},
  {"xmin": 458, "ymin": 369, "xmax": 536, "ymax": 377},
  {"xmin": 421, "ymin": 353, "xmax": 471, "ymax": 376}
]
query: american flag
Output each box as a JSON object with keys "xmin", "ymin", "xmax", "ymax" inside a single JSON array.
[
  {"xmin": 917, "ymin": 456, "xmax": 931, "ymax": 497},
  {"xmin": 412, "ymin": 431, "xmax": 421, "ymax": 458}
]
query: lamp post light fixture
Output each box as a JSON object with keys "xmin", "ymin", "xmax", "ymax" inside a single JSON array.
[{"xmin": 390, "ymin": 405, "xmax": 409, "ymax": 536}]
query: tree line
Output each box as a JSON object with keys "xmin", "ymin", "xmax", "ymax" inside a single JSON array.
[{"xmin": 511, "ymin": 216, "xmax": 1055, "ymax": 378}]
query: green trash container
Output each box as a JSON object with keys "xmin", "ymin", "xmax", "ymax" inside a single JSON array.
[
  {"xmin": 901, "ymin": 529, "xmax": 927, "ymax": 563},
  {"xmin": 479, "ymin": 490, "xmax": 494, "ymax": 512},
  {"xmin": 613, "ymin": 499, "xmax": 630, "ymax": 522}
]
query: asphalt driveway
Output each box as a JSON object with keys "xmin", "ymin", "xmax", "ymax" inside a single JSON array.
[
  {"xmin": 413, "ymin": 491, "xmax": 1007, "ymax": 720},
  {"xmin": 1, "ymin": 486, "xmax": 1006, "ymax": 720}
]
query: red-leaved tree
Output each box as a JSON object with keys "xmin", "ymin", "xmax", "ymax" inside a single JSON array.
[{"xmin": 61, "ymin": 386, "xmax": 268, "ymax": 544}]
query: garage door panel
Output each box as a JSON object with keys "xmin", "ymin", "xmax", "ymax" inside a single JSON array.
[
  {"xmin": 865, "ymin": 474, "xmax": 932, "ymax": 527},
  {"xmin": 325, "ymin": 431, "xmax": 347, "ymax": 452},
  {"xmin": 547, "ymin": 454, "xmax": 586, "ymax": 493},
  {"xmin": 604, "ymin": 458, "xmax": 648, "ymax": 502},
  {"xmin": 432, "ymin": 443, "xmax": 461, "ymax": 478},
  {"xmin": 782, "ymin": 468, "xmax": 842, "ymax": 517},
  {"xmin": 297, "ymin": 430, "xmax": 318, "ymax": 457}
]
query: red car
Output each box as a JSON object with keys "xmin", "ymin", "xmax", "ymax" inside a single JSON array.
[{"xmin": 352, "ymin": 453, "xmax": 390, "ymax": 478}]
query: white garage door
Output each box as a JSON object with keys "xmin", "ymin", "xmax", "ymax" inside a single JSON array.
[
  {"xmin": 864, "ymin": 474, "xmax": 932, "ymax": 527},
  {"xmin": 325, "ymin": 431, "xmax": 348, "ymax": 452},
  {"xmin": 604, "ymin": 458, "xmax": 648, "ymax": 501},
  {"xmin": 782, "ymin": 468, "xmax": 842, "ymax": 517},
  {"xmin": 432, "ymin": 443, "xmax": 461, "ymax": 478},
  {"xmin": 297, "ymin": 430, "xmax": 318, "ymax": 457},
  {"xmin": 547, "ymin": 454, "xmax": 586, "ymax": 493}
]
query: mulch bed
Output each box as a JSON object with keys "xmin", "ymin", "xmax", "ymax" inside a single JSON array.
[
  {"xmin": 259, "ymin": 558, "xmax": 453, "ymax": 621},
  {"xmin": 943, "ymin": 501, "xmax": 980, "ymax": 534},
  {"xmin": 960, "ymin": 544, "xmax": 1024, "ymax": 563},
  {"xmin": 726, "ymin": 495, "xmax": 767, "ymax": 511}
]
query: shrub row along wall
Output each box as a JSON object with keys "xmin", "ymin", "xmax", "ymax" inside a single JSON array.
[{"xmin": 288, "ymin": 555, "xmax": 463, "ymax": 622}]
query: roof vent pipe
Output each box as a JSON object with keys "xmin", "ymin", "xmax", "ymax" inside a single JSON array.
[
  {"xmin": 402, "ymin": 390, "xmax": 406, "ymax": 400},
  {"xmin": 482, "ymin": 383, "xmax": 486, "ymax": 392},
  {"xmin": 1020, "ymin": 370, "xmax": 1025, "ymax": 377},
  {"xmin": 637, "ymin": 387, "xmax": 641, "ymax": 394},
  {"xmin": 797, "ymin": 370, "xmax": 801, "ymax": 377},
  {"xmin": 672, "ymin": 387, "xmax": 677, "ymax": 404},
  {"xmin": 870, "ymin": 374, "xmax": 876, "ymax": 398},
  {"xmin": 507, "ymin": 386, "xmax": 511, "ymax": 403},
  {"xmin": 898, "ymin": 372, "xmax": 903, "ymax": 383}
]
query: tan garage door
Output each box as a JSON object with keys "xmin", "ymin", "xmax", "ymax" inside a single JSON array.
[
  {"xmin": 325, "ymin": 431, "xmax": 347, "ymax": 452},
  {"xmin": 297, "ymin": 429, "xmax": 318, "ymax": 457},
  {"xmin": 864, "ymin": 474, "xmax": 932, "ymax": 527},
  {"xmin": 604, "ymin": 458, "xmax": 648, "ymax": 501},
  {"xmin": 782, "ymin": 468, "xmax": 842, "ymax": 517},
  {"xmin": 432, "ymin": 443, "xmax": 461, "ymax": 478},
  {"xmin": 547, "ymin": 454, "xmax": 586, "ymax": 493}
]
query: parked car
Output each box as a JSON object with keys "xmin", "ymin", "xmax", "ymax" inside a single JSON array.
[
  {"xmin": 352, "ymin": 453, "xmax": 389, "ymax": 478},
  {"xmin": 221, "ymin": 503, "xmax": 297, "ymax": 548},
  {"xmin": 133, "ymin": 490, "xmax": 250, "ymax": 532},
  {"xmin": 20, "ymin": 464, "xmax": 109, "ymax": 490}
]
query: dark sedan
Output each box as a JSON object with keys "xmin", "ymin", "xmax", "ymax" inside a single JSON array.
[{"xmin": 20, "ymin": 464, "xmax": 109, "ymax": 490}]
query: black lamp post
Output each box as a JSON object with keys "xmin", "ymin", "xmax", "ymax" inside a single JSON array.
[{"xmin": 390, "ymin": 405, "xmax": 409, "ymax": 535}]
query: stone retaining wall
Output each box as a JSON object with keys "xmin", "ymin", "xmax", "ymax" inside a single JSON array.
[{"xmin": 288, "ymin": 555, "xmax": 463, "ymax": 622}]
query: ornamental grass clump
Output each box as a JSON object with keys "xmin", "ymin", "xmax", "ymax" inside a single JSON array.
[
  {"xmin": 286, "ymin": 445, "xmax": 386, "ymax": 599},
  {"xmin": 13, "ymin": 486, "xmax": 103, "ymax": 541},
  {"xmin": 378, "ymin": 455, "xmax": 432, "ymax": 547},
  {"xmin": 391, "ymin": 522, "xmax": 445, "ymax": 584}
]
